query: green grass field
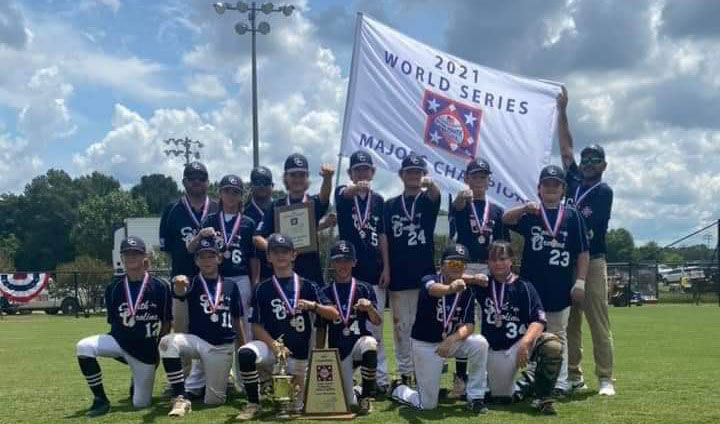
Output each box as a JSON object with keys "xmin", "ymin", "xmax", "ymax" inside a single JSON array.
[{"xmin": 1, "ymin": 305, "xmax": 719, "ymax": 424}]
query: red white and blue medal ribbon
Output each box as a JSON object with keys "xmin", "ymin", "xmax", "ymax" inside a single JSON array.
[
  {"xmin": 332, "ymin": 279, "xmax": 357, "ymax": 333},
  {"xmin": 220, "ymin": 212, "xmax": 243, "ymax": 245},
  {"xmin": 573, "ymin": 181, "xmax": 603, "ymax": 207},
  {"xmin": 353, "ymin": 193, "xmax": 372, "ymax": 231},
  {"xmin": 469, "ymin": 197, "xmax": 490, "ymax": 232},
  {"xmin": 401, "ymin": 191, "xmax": 422, "ymax": 226},
  {"xmin": 540, "ymin": 202, "xmax": 565, "ymax": 239},
  {"xmin": 272, "ymin": 273, "xmax": 301, "ymax": 315},
  {"xmin": 199, "ymin": 274, "xmax": 223, "ymax": 321},
  {"xmin": 491, "ymin": 273, "xmax": 514, "ymax": 328},
  {"xmin": 250, "ymin": 198, "xmax": 265, "ymax": 218},
  {"xmin": 182, "ymin": 195, "xmax": 210, "ymax": 229},
  {"xmin": 123, "ymin": 272, "xmax": 150, "ymax": 322},
  {"xmin": 441, "ymin": 276, "xmax": 461, "ymax": 338}
]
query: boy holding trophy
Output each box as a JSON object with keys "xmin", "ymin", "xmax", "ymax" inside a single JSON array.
[{"xmin": 235, "ymin": 233, "xmax": 339, "ymax": 420}]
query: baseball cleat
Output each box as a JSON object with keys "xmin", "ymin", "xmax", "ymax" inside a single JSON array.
[
  {"xmin": 533, "ymin": 398, "xmax": 557, "ymax": 415},
  {"xmin": 168, "ymin": 395, "xmax": 191, "ymax": 417},
  {"xmin": 357, "ymin": 397, "xmax": 373, "ymax": 415},
  {"xmin": 467, "ymin": 398, "xmax": 489, "ymax": 414},
  {"xmin": 86, "ymin": 397, "xmax": 110, "ymax": 418},
  {"xmin": 569, "ymin": 378, "xmax": 588, "ymax": 392},
  {"xmin": 235, "ymin": 402, "xmax": 260, "ymax": 421}
]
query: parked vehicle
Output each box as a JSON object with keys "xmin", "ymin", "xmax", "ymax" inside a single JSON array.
[{"xmin": 0, "ymin": 278, "xmax": 81, "ymax": 315}]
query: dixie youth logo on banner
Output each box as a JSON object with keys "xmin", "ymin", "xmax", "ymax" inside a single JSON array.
[{"xmin": 340, "ymin": 14, "xmax": 563, "ymax": 207}]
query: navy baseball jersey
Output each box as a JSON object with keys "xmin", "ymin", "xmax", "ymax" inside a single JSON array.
[
  {"xmin": 159, "ymin": 197, "xmax": 219, "ymax": 277},
  {"xmin": 249, "ymin": 275, "xmax": 331, "ymax": 360},
  {"xmin": 410, "ymin": 274, "xmax": 475, "ymax": 344},
  {"xmin": 507, "ymin": 205, "xmax": 588, "ymax": 312},
  {"xmin": 565, "ymin": 162, "xmax": 613, "ymax": 256},
  {"xmin": 450, "ymin": 199, "xmax": 510, "ymax": 262},
  {"xmin": 335, "ymin": 186, "xmax": 386, "ymax": 285},
  {"xmin": 318, "ymin": 279, "xmax": 377, "ymax": 360},
  {"xmin": 243, "ymin": 200, "xmax": 273, "ymax": 280},
  {"xmin": 205, "ymin": 212, "xmax": 256, "ymax": 277},
  {"xmin": 472, "ymin": 276, "xmax": 546, "ymax": 351},
  {"xmin": 106, "ymin": 274, "xmax": 172, "ymax": 364},
  {"xmin": 385, "ymin": 191, "xmax": 440, "ymax": 291},
  {"xmin": 185, "ymin": 276, "xmax": 242, "ymax": 346},
  {"xmin": 256, "ymin": 194, "xmax": 329, "ymax": 284}
]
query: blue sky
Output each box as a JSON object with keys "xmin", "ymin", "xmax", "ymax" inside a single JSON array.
[{"xmin": 1, "ymin": 0, "xmax": 719, "ymax": 246}]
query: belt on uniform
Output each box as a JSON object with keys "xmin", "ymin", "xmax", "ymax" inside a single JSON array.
[{"xmin": 590, "ymin": 253, "xmax": 606, "ymax": 260}]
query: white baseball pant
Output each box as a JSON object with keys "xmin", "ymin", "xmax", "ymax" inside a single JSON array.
[
  {"xmin": 159, "ymin": 333, "xmax": 234, "ymax": 405},
  {"xmin": 392, "ymin": 335, "xmax": 489, "ymax": 410},
  {"xmin": 390, "ymin": 289, "xmax": 419, "ymax": 378},
  {"xmin": 76, "ymin": 334, "xmax": 156, "ymax": 408}
]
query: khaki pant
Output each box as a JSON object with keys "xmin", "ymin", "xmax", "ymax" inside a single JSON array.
[{"xmin": 567, "ymin": 257, "xmax": 614, "ymax": 381}]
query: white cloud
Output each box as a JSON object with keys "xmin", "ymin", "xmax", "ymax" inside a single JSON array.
[
  {"xmin": 604, "ymin": 128, "xmax": 720, "ymax": 244},
  {"xmin": 185, "ymin": 74, "xmax": 227, "ymax": 99}
]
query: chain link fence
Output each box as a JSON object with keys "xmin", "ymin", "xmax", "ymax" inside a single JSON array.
[
  {"xmin": 3, "ymin": 257, "xmax": 719, "ymax": 319},
  {"xmin": 607, "ymin": 261, "xmax": 720, "ymax": 306}
]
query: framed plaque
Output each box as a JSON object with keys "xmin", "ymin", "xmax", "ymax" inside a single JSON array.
[{"xmin": 274, "ymin": 201, "xmax": 318, "ymax": 254}]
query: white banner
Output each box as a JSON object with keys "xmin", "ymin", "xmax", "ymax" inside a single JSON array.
[{"xmin": 340, "ymin": 14, "xmax": 562, "ymax": 207}]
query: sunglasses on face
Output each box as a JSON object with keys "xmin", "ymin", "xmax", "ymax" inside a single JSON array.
[
  {"xmin": 580, "ymin": 156, "xmax": 603, "ymax": 165},
  {"xmin": 186, "ymin": 175, "xmax": 208, "ymax": 182},
  {"xmin": 222, "ymin": 188, "xmax": 243, "ymax": 196},
  {"xmin": 444, "ymin": 259, "xmax": 466, "ymax": 270}
]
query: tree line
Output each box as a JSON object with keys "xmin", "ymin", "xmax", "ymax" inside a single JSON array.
[{"xmin": 0, "ymin": 169, "xmax": 715, "ymax": 273}]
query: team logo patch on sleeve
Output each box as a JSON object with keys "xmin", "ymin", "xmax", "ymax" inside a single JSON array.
[{"xmin": 422, "ymin": 90, "xmax": 482, "ymax": 160}]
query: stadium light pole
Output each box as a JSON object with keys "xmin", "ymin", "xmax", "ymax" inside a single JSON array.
[
  {"xmin": 163, "ymin": 137, "xmax": 204, "ymax": 164},
  {"xmin": 213, "ymin": 1, "xmax": 295, "ymax": 168}
]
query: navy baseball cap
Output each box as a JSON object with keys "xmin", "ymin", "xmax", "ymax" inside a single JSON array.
[
  {"xmin": 581, "ymin": 144, "xmax": 605, "ymax": 159},
  {"xmin": 539, "ymin": 165, "xmax": 565, "ymax": 183},
  {"xmin": 442, "ymin": 243, "xmax": 470, "ymax": 262},
  {"xmin": 195, "ymin": 236, "xmax": 223, "ymax": 255},
  {"xmin": 219, "ymin": 174, "xmax": 243, "ymax": 191},
  {"xmin": 184, "ymin": 161, "xmax": 208, "ymax": 178},
  {"xmin": 330, "ymin": 240, "xmax": 357, "ymax": 261},
  {"xmin": 284, "ymin": 153, "xmax": 309, "ymax": 173},
  {"xmin": 400, "ymin": 153, "xmax": 427, "ymax": 172},
  {"xmin": 267, "ymin": 233, "xmax": 294, "ymax": 251},
  {"xmin": 120, "ymin": 236, "xmax": 146, "ymax": 254},
  {"xmin": 349, "ymin": 151, "xmax": 374, "ymax": 170},
  {"xmin": 250, "ymin": 166, "xmax": 273, "ymax": 186},
  {"xmin": 466, "ymin": 157, "xmax": 492, "ymax": 175}
]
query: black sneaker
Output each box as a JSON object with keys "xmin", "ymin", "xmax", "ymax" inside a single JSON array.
[
  {"xmin": 535, "ymin": 398, "xmax": 557, "ymax": 415},
  {"xmin": 129, "ymin": 380, "xmax": 134, "ymax": 399},
  {"xmin": 438, "ymin": 388, "xmax": 449, "ymax": 400},
  {"xmin": 86, "ymin": 397, "xmax": 110, "ymax": 417},
  {"xmin": 551, "ymin": 388, "xmax": 568, "ymax": 399},
  {"xmin": 467, "ymin": 398, "xmax": 489, "ymax": 414}
]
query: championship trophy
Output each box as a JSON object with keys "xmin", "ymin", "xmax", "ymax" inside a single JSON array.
[{"xmin": 272, "ymin": 336, "xmax": 299, "ymax": 419}]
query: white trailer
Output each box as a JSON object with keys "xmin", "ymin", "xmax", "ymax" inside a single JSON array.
[{"xmin": 112, "ymin": 217, "xmax": 161, "ymax": 274}]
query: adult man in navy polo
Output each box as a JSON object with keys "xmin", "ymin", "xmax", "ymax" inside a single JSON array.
[
  {"xmin": 557, "ymin": 87, "xmax": 615, "ymax": 396},
  {"xmin": 159, "ymin": 161, "xmax": 219, "ymax": 279}
]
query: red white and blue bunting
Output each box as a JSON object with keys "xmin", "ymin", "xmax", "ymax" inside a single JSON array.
[{"xmin": 0, "ymin": 273, "xmax": 50, "ymax": 302}]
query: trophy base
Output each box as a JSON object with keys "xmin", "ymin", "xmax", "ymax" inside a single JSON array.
[{"xmin": 296, "ymin": 413, "xmax": 356, "ymax": 420}]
